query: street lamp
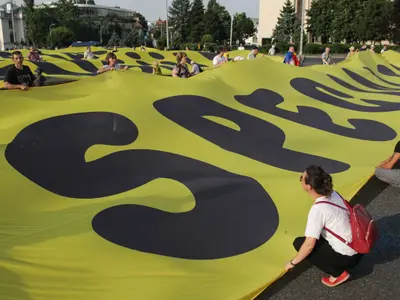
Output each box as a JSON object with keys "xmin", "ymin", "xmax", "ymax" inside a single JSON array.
[
  {"xmin": 49, "ymin": 23, "xmax": 56, "ymax": 36},
  {"xmin": 165, "ymin": 0, "xmax": 169, "ymax": 49},
  {"xmin": 299, "ymin": 0, "xmax": 305, "ymax": 56},
  {"xmin": 100, "ymin": 25, "xmax": 106, "ymax": 45},
  {"xmin": 230, "ymin": 14, "xmax": 234, "ymax": 49}
]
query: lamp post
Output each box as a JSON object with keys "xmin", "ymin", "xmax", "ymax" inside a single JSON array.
[
  {"xmin": 299, "ymin": 0, "xmax": 305, "ymax": 56},
  {"xmin": 100, "ymin": 25, "xmax": 106, "ymax": 45},
  {"xmin": 49, "ymin": 23, "xmax": 56, "ymax": 36},
  {"xmin": 165, "ymin": 0, "xmax": 170, "ymax": 49},
  {"xmin": 230, "ymin": 14, "xmax": 234, "ymax": 49}
]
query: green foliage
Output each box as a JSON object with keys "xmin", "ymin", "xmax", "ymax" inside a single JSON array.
[
  {"xmin": 190, "ymin": 0, "xmax": 205, "ymax": 43},
  {"xmin": 204, "ymin": 0, "xmax": 231, "ymax": 44},
  {"xmin": 309, "ymin": 0, "xmax": 395, "ymax": 43},
  {"xmin": 233, "ymin": 13, "xmax": 256, "ymax": 44},
  {"xmin": 168, "ymin": 0, "xmax": 192, "ymax": 44},
  {"xmin": 107, "ymin": 32, "xmax": 120, "ymax": 47},
  {"xmin": 48, "ymin": 26, "xmax": 75, "ymax": 48},
  {"xmin": 272, "ymin": 0, "xmax": 298, "ymax": 44},
  {"xmin": 391, "ymin": 0, "xmax": 400, "ymax": 43},
  {"xmin": 156, "ymin": 36, "xmax": 167, "ymax": 50},
  {"xmin": 307, "ymin": 0, "xmax": 335, "ymax": 44},
  {"xmin": 123, "ymin": 30, "xmax": 140, "ymax": 47}
]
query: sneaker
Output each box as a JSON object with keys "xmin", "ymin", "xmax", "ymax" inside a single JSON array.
[{"xmin": 321, "ymin": 271, "xmax": 350, "ymax": 287}]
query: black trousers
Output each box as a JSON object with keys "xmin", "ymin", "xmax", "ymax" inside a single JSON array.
[{"xmin": 293, "ymin": 237, "xmax": 363, "ymax": 277}]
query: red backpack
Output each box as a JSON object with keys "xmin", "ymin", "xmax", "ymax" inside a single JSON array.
[{"xmin": 316, "ymin": 194, "xmax": 379, "ymax": 254}]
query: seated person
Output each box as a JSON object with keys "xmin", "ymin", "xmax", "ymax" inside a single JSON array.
[
  {"xmin": 97, "ymin": 52, "xmax": 128, "ymax": 74},
  {"xmin": 213, "ymin": 47, "xmax": 227, "ymax": 67},
  {"xmin": 172, "ymin": 52, "xmax": 191, "ymax": 78},
  {"xmin": 286, "ymin": 165, "xmax": 363, "ymax": 287},
  {"xmin": 33, "ymin": 67, "xmax": 47, "ymax": 87},
  {"xmin": 247, "ymin": 46, "xmax": 260, "ymax": 59},
  {"xmin": 152, "ymin": 61, "xmax": 162, "ymax": 75},
  {"xmin": 375, "ymin": 141, "xmax": 400, "ymax": 187},
  {"xmin": 190, "ymin": 60, "xmax": 202, "ymax": 76},
  {"xmin": 84, "ymin": 46, "xmax": 94, "ymax": 60},
  {"xmin": 27, "ymin": 46, "xmax": 42, "ymax": 62},
  {"xmin": 3, "ymin": 51, "xmax": 36, "ymax": 91}
]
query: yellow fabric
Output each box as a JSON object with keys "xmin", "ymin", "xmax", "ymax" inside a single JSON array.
[{"xmin": 0, "ymin": 49, "xmax": 399, "ymax": 300}]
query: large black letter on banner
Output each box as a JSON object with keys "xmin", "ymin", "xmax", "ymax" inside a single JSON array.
[
  {"xmin": 5, "ymin": 112, "xmax": 279, "ymax": 259},
  {"xmin": 154, "ymin": 95, "xmax": 349, "ymax": 173},
  {"xmin": 234, "ymin": 89, "xmax": 396, "ymax": 141}
]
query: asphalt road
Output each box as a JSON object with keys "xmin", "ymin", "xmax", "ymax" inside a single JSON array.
[{"xmin": 257, "ymin": 175, "xmax": 400, "ymax": 300}]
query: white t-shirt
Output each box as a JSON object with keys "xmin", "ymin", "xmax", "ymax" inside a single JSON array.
[
  {"xmin": 305, "ymin": 191, "xmax": 357, "ymax": 256},
  {"xmin": 84, "ymin": 50, "xmax": 94, "ymax": 60},
  {"xmin": 213, "ymin": 55, "xmax": 224, "ymax": 67}
]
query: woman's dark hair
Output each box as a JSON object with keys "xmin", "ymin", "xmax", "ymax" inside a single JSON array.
[
  {"xmin": 305, "ymin": 165, "xmax": 333, "ymax": 196},
  {"xmin": 105, "ymin": 52, "xmax": 117, "ymax": 61}
]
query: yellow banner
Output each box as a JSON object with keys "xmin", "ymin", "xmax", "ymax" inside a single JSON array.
[{"xmin": 0, "ymin": 48, "xmax": 399, "ymax": 300}]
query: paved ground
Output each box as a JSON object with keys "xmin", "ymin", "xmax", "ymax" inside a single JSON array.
[{"xmin": 257, "ymin": 175, "xmax": 400, "ymax": 300}]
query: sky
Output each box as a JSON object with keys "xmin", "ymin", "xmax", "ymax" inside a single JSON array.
[{"xmin": 31, "ymin": 0, "xmax": 260, "ymax": 21}]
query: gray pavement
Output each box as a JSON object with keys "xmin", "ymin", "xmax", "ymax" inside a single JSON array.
[{"xmin": 257, "ymin": 176, "xmax": 400, "ymax": 300}]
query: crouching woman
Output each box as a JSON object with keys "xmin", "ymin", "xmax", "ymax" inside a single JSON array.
[{"xmin": 285, "ymin": 165, "xmax": 364, "ymax": 287}]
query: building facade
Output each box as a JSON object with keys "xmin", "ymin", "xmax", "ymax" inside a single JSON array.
[
  {"xmin": 257, "ymin": 0, "xmax": 313, "ymax": 45},
  {"xmin": 0, "ymin": 2, "xmax": 25, "ymax": 50}
]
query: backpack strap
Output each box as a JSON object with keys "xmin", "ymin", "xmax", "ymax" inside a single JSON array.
[{"xmin": 315, "ymin": 200, "xmax": 351, "ymax": 245}]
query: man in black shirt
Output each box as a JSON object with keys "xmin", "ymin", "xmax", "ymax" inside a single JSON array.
[
  {"xmin": 4, "ymin": 51, "xmax": 36, "ymax": 91},
  {"xmin": 375, "ymin": 141, "xmax": 400, "ymax": 187}
]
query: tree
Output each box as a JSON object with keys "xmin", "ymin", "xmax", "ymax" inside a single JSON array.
[
  {"xmin": 307, "ymin": 0, "xmax": 335, "ymax": 43},
  {"xmin": 332, "ymin": 0, "xmax": 363, "ymax": 43},
  {"xmin": 356, "ymin": 0, "xmax": 392, "ymax": 42},
  {"xmin": 393, "ymin": 0, "xmax": 400, "ymax": 43},
  {"xmin": 233, "ymin": 13, "xmax": 256, "ymax": 44},
  {"xmin": 48, "ymin": 26, "xmax": 75, "ymax": 48},
  {"xmin": 272, "ymin": 0, "xmax": 298, "ymax": 43},
  {"xmin": 133, "ymin": 12, "xmax": 148, "ymax": 32},
  {"xmin": 107, "ymin": 31, "xmax": 120, "ymax": 47},
  {"xmin": 168, "ymin": 0, "xmax": 192, "ymax": 45},
  {"xmin": 204, "ymin": 0, "xmax": 230, "ymax": 44},
  {"xmin": 189, "ymin": 0, "xmax": 205, "ymax": 43},
  {"xmin": 123, "ymin": 29, "xmax": 139, "ymax": 47}
]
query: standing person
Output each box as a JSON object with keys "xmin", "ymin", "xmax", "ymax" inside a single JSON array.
[
  {"xmin": 172, "ymin": 52, "xmax": 191, "ymax": 78},
  {"xmin": 375, "ymin": 141, "xmax": 400, "ymax": 187},
  {"xmin": 268, "ymin": 45, "xmax": 276, "ymax": 56},
  {"xmin": 97, "ymin": 52, "xmax": 128, "ymax": 74},
  {"xmin": 27, "ymin": 46, "xmax": 42, "ymax": 62},
  {"xmin": 84, "ymin": 46, "xmax": 94, "ymax": 60},
  {"xmin": 283, "ymin": 46, "xmax": 299, "ymax": 66},
  {"xmin": 3, "ymin": 51, "xmax": 36, "ymax": 91},
  {"xmin": 285, "ymin": 165, "xmax": 364, "ymax": 287},
  {"xmin": 370, "ymin": 45, "xmax": 376, "ymax": 53},
  {"xmin": 213, "ymin": 47, "xmax": 227, "ymax": 67},
  {"xmin": 359, "ymin": 44, "xmax": 367, "ymax": 52},
  {"xmin": 381, "ymin": 45, "xmax": 388, "ymax": 54},
  {"xmin": 247, "ymin": 46, "xmax": 260, "ymax": 59},
  {"xmin": 322, "ymin": 47, "xmax": 335, "ymax": 65}
]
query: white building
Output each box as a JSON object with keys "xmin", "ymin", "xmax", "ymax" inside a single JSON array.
[
  {"xmin": 244, "ymin": 18, "xmax": 259, "ymax": 45},
  {"xmin": 0, "ymin": 1, "xmax": 26, "ymax": 50},
  {"xmin": 257, "ymin": 0, "xmax": 313, "ymax": 45}
]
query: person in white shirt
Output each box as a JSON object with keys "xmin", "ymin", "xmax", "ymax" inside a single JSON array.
[
  {"xmin": 238, "ymin": 44, "xmax": 245, "ymax": 51},
  {"xmin": 284, "ymin": 165, "xmax": 363, "ymax": 287},
  {"xmin": 381, "ymin": 45, "xmax": 388, "ymax": 54},
  {"xmin": 212, "ymin": 47, "xmax": 227, "ymax": 68},
  {"xmin": 84, "ymin": 46, "xmax": 94, "ymax": 60}
]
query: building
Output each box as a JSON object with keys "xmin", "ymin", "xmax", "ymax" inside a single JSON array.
[
  {"xmin": 257, "ymin": 0, "xmax": 313, "ymax": 45},
  {"xmin": 40, "ymin": 2, "xmax": 141, "ymax": 31},
  {"xmin": 0, "ymin": 1, "xmax": 25, "ymax": 50},
  {"xmin": 244, "ymin": 18, "xmax": 259, "ymax": 45}
]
